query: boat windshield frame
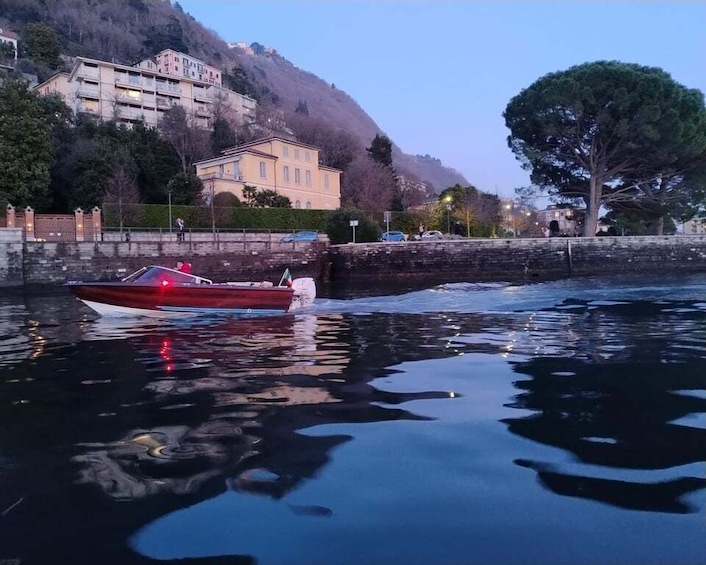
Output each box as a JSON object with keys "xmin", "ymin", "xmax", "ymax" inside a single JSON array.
[{"xmin": 121, "ymin": 265, "xmax": 213, "ymax": 285}]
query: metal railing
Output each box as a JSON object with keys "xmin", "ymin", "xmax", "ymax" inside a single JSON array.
[{"xmin": 99, "ymin": 227, "xmax": 327, "ymax": 246}]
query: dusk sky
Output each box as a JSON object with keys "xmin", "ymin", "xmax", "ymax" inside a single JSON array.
[{"xmin": 179, "ymin": 1, "xmax": 706, "ymax": 198}]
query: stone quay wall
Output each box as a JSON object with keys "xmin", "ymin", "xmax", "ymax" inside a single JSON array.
[
  {"xmin": 0, "ymin": 228, "xmax": 328, "ymax": 288},
  {"xmin": 2, "ymin": 231, "xmax": 706, "ymax": 288},
  {"xmin": 326, "ymin": 236, "xmax": 706, "ymax": 282}
]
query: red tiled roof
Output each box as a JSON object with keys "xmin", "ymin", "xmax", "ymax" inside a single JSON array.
[{"xmin": 0, "ymin": 28, "xmax": 18, "ymax": 40}]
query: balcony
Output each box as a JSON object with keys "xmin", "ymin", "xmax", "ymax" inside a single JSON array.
[
  {"xmin": 200, "ymin": 172, "xmax": 243, "ymax": 182},
  {"xmin": 77, "ymin": 65, "xmax": 100, "ymax": 80},
  {"xmin": 156, "ymin": 82, "xmax": 182, "ymax": 96},
  {"xmin": 77, "ymin": 84, "xmax": 100, "ymax": 99},
  {"xmin": 116, "ymin": 91, "xmax": 142, "ymax": 103}
]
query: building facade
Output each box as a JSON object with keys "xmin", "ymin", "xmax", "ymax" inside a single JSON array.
[
  {"xmin": 195, "ymin": 137, "xmax": 341, "ymax": 211},
  {"xmin": 155, "ymin": 49, "xmax": 222, "ymax": 86},
  {"xmin": 682, "ymin": 217, "xmax": 706, "ymax": 235},
  {"xmin": 34, "ymin": 53, "xmax": 255, "ymax": 129}
]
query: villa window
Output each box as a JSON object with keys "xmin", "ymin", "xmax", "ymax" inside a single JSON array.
[
  {"xmin": 282, "ymin": 145, "xmax": 289, "ymax": 157},
  {"xmin": 295, "ymin": 200, "xmax": 301, "ymax": 209},
  {"xmin": 259, "ymin": 161, "xmax": 267, "ymax": 178},
  {"xmin": 294, "ymin": 148, "xmax": 300, "ymax": 160},
  {"xmin": 324, "ymin": 174, "xmax": 330, "ymax": 189},
  {"xmin": 306, "ymin": 201, "xmax": 312, "ymax": 209},
  {"xmin": 305, "ymin": 170, "xmax": 312, "ymax": 186},
  {"xmin": 305, "ymin": 151, "xmax": 310, "ymax": 163},
  {"xmin": 295, "ymin": 168, "xmax": 301, "ymax": 184},
  {"xmin": 283, "ymin": 166, "xmax": 290, "ymax": 182}
]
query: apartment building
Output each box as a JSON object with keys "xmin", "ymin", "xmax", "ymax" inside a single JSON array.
[
  {"xmin": 34, "ymin": 53, "xmax": 256, "ymax": 129},
  {"xmin": 155, "ymin": 49, "xmax": 222, "ymax": 86},
  {"xmin": 195, "ymin": 137, "xmax": 341, "ymax": 210}
]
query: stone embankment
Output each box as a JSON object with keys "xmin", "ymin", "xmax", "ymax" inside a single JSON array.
[
  {"xmin": 2, "ymin": 228, "xmax": 706, "ymax": 287},
  {"xmin": 326, "ymin": 235, "xmax": 706, "ymax": 282}
]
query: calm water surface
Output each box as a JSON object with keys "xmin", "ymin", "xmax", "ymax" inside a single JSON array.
[{"xmin": 0, "ymin": 274, "xmax": 705, "ymax": 565}]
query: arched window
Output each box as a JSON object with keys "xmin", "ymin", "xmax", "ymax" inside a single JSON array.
[
  {"xmin": 295, "ymin": 200, "xmax": 301, "ymax": 209},
  {"xmin": 306, "ymin": 201, "xmax": 312, "ymax": 209}
]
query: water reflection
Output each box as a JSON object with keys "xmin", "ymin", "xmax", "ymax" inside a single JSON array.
[
  {"xmin": 70, "ymin": 313, "xmax": 454, "ymax": 503},
  {"xmin": 503, "ymin": 299, "xmax": 706, "ymax": 514},
  {"xmin": 1, "ymin": 281, "xmax": 706, "ymax": 564}
]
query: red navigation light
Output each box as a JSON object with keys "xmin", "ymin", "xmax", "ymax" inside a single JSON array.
[{"xmin": 161, "ymin": 279, "xmax": 170, "ymax": 287}]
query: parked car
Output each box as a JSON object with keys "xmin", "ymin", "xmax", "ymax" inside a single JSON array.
[
  {"xmin": 280, "ymin": 230, "xmax": 319, "ymax": 243},
  {"xmin": 421, "ymin": 230, "xmax": 444, "ymax": 239},
  {"xmin": 379, "ymin": 230, "xmax": 407, "ymax": 242}
]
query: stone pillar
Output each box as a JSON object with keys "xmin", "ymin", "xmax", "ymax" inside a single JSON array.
[
  {"xmin": 6, "ymin": 204, "xmax": 15, "ymax": 228},
  {"xmin": 24, "ymin": 206, "xmax": 35, "ymax": 241},
  {"xmin": 91, "ymin": 207, "xmax": 102, "ymax": 241},
  {"xmin": 75, "ymin": 207, "xmax": 85, "ymax": 242}
]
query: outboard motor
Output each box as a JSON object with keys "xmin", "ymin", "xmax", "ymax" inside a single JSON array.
[{"xmin": 289, "ymin": 277, "xmax": 317, "ymax": 311}]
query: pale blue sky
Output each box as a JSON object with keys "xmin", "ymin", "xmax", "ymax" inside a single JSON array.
[{"xmin": 180, "ymin": 1, "xmax": 706, "ymax": 197}]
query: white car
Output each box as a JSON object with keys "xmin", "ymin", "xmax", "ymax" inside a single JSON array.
[{"xmin": 421, "ymin": 230, "xmax": 444, "ymax": 239}]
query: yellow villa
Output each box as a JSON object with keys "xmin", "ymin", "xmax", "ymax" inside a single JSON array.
[{"xmin": 195, "ymin": 137, "xmax": 342, "ymax": 210}]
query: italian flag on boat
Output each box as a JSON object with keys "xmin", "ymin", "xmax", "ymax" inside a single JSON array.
[{"xmin": 280, "ymin": 268, "xmax": 293, "ymax": 288}]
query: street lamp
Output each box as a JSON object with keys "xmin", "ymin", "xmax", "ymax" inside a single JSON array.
[
  {"xmin": 445, "ymin": 196, "xmax": 453, "ymax": 235},
  {"xmin": 167, "ymin": 188, "xmax": 173, "ymax": 233}
]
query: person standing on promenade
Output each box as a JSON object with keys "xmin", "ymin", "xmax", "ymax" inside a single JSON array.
[{"xmin": 176, "ymin": 217, "xmax": 185, "ymax": 242}]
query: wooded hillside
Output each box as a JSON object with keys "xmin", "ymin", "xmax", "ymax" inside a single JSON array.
[{"xmin": 0, "ymin": 0, "xmax": 468, "ymax": 191}]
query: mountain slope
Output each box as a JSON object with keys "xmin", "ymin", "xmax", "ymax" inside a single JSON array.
[
  {"xmin": 0, "ymin": 0, "xmax": 468, "ymax": 191},
  {"xmin": 230, "ymin": 47, "xmax": 468, "ymax": 190}
]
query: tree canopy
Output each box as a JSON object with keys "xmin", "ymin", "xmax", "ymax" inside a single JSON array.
[
  {"xmin": 504, "ymin": 61, "xmax": 706, "ymax": 235},
  {"xmin": 367, "ymin": 133, "xmax": 393, "ymax": 168},
  {"xmin": 0, "ymin": 79, "xmax": 56, "ymax": 209}
]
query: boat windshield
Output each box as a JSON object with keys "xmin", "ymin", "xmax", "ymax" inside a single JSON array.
[{"xmin": 122, "ymin": 266, "xmax": 211, "ymax": 285}]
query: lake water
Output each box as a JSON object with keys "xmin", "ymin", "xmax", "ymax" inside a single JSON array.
[{"xmin": 0, "ymin": 274, "xmax": 705, "ymax": 565}]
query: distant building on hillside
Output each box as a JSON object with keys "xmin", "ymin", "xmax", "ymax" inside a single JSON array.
[
  {"xmin": 682, "ymin": 216, "xmax": 706, "ymax": 235},
  {"xmin": 34, "ymin": 53, "xmax": 256, "ymax": 130},
  {"xmin": 195, "ymin": 136, "xmax": 341, "ymax": 211},
  {"xmin": 228, "ymin": 42, "xmax": 255, "ymax": 56},
  {"xmin": 154, "ymin": 49, "xmax": 222, "ymax": 86},
  {"xmin": 0, "ymin": 27, "xmax": 18, "ymax": 69}
]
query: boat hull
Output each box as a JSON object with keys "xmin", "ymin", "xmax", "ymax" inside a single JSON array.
[{"xmin": 69, "ymin": 282, "xmax": 295, "ymax": 318}]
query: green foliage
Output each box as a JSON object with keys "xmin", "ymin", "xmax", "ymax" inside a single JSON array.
[
  {"xmin": 504, "ymin": 60, "xmax": 706, "ymax": 235},
  {"xmin": 242, "ymin": 185, "xmax": 292, "ymax": 208},
  {"xmin": 143, "ymin": 18, "xmax": 188, "ymax": 55},
  {"xmin": 23, "ymin": 23, "xmax": 61, "ymax": 69},
  {"xmin": 48, "ymin": 117, "xmax": 182, "ymax": 212},
  {"xmin": 167, "ymin": 173, "xmax": 203, "ymax": 205},
  {"xmin": 213, "ymin": 192, "xmax": 241, "ymax": 207},
  {"xmin": 0, "ymin": 79, "xmax": 54, "ymax": 209},
  {"xmin": 0, "ymin": 41, "xmax": 16, "ymax": 65},
  {"xmin": 295, "ymin": 100, "xmax": 309, "ymax": 115},
  {"xmin": 250, "ymin": 42, "xmax": 266, "ymax": 55},
  {"xmin": 367, "ymin": 133, "xmax": 393, "ymax": 167},
  {"xmin": 102, "ymin": 203, "xmax": 329, "ymax": 230},
  {"xmin": 325, "ymin": 207, "xmax": 381, "ymax": 244},
  {"xmin": 222, "ymin": 67, "xmax": 260, "ymax": 102},
  {"xmin": 380, "ymin": 211, "xmax": 423, "ymax": 236},
  {"xmin": 603, "ymin": 209, "xmax": 677, "ymax": 236},
  {"xmin": 211, "ymin": 116, "xmax": 239, "ymax": 154}
]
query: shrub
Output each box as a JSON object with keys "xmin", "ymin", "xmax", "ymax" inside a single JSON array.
[{"xmin": 325, "ymin": 207, "xmax": 381, "ymax": 244}]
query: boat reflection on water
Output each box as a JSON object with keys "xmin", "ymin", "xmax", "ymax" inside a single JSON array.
[{"xmin": 72, "ymin": 312, "xmax": 452, "ymax": 502}]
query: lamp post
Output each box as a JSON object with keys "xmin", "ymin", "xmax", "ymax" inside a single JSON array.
[
  {"xmin": 444, "ymin": 196, "xmax": 453, "ymax": 235},
  {"xmin": 210, "ymin": 178, "xmax": 216, "ymax": 240},
  {"xmin": 168, "ymin": 189, "xmax": 173, "ymax": 233}
]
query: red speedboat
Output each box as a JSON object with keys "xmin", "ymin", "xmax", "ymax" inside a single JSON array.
[{"xmin": 67, "ymin": 265, "xmax": 316, "ymax": 318}]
